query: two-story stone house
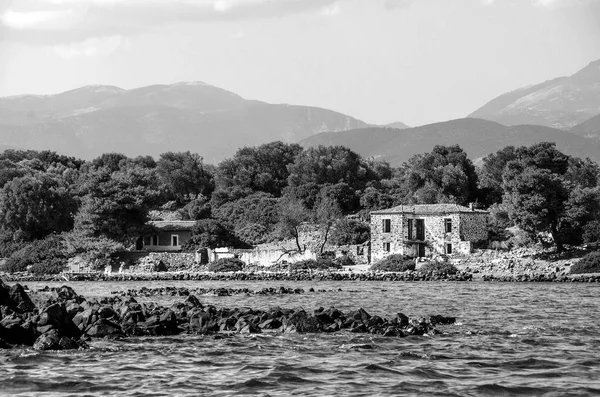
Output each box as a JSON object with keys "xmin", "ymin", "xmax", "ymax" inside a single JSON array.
[{"xmin": 370, "ymin": 204, "xmax": 488, "ymax": 262}]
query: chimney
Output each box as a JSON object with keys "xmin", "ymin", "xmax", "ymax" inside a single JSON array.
[{"xmin": 469, "ymin": 203, "xmax": 475, "ymax": 211}]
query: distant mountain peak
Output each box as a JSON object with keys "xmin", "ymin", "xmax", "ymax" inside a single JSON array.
[
  {"xmin": 469, "ymin": 59, "xmax": 600, "ymax": 130},
  {"xmin": 172, "ymin": 81, "xmax": 209, "ymax": 87}
]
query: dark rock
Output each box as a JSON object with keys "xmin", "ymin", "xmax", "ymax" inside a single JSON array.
[
  {"xmin": 33, "ymin": 329, "xmax": 61, "ymax": 350},
  {"xmin": 8, "ymin": 284, "xmax": 35, "ymax": 313},
  {"xmin": 429, "ymin": 315, "xmax": 456, "ymax": 326},
  {"xmin": 52, "ymin": 285, "xmax": 79, "ymax": 302},
  {"xmin": 184, "ymin": 295, "xmax": 202, "ymax": 308},
  {"xmin": 87, "ymin": 320, "xmax": 123, "ymax": 337}
]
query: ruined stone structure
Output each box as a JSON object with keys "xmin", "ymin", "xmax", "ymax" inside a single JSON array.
[
  {"xmin": 370, "ymin": 204, "xmax": 488, "ymax": 262},
  {"xmin": 142, "ymin": 221, "xmax": 196, "ymax": 251}
]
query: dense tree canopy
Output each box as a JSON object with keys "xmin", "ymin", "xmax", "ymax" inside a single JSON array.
[
  {"xmin": 502, "ymin": 142, "xmax": 600, "ymax": 251},
  {"xmin": 216, "ymin": 141, "xmax": 302, "ymax": 197},
  {"xmin": 400, "ymin": 145, "xmax": 478, "ymax": 205},
  {"xmin": 0, "ymin": 174, "xmax": 77, "ymax": 241},
  {"xmin": 157, "ymin": 151, "xmax": 215, "ymax": 203}
]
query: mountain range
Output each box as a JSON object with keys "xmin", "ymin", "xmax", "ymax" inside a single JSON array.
[
  {"xmin": 469, "ymin": 60, "xmax": 600, "ymax": 130},
  {"xmin": 1, "ymin": 59, "xmax": 599, "ymax": 165},
  {"xmin": 299, "ymin": 118, "xmax": 600, "ymax": 166},
  {"xmin": 0, "ymin": 82, "xmax": 368, "ymax": 162}
]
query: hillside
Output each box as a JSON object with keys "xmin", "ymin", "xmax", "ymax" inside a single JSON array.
[
  {"xmin": 0, "ymin": 83, "xmax": 368, "ymax": 162},
  {"xmin": 299, "ymin": 118, "xmax": 600, "ymax": 166},
  {"xmin": 570, "ymin": 114, "xmax": 600, "ymax": 139},
  {"xmin": 469, "ymin": 59, "xmax": 600, "ymax": 130}
]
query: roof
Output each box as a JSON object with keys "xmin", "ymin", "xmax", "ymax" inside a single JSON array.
[
  {"xmin": 371, "ymin": 204, "xmax": 489, "ymax": 215},
  {"xmin": 148, "ymin": 220, "xmax": 197, "ymax": 231}
]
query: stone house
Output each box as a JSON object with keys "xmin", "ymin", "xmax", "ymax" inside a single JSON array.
[
  {"xmin": 370, "ymin": 204, "xmax": 488, "ymax": 262},
  {"xmin": 141, "ymin": 220, "xmax": 197, "ymax": 251}
]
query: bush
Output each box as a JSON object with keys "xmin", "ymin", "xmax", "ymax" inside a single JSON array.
[
  {"xmin": 2, "ymin": 235, "xmax": 67, "ymax": 274},
  {"xmin": 290, "ymin": 259, "xmax": 342, "ymax": 271},
  {"xmin": 330, "ymin": 218, "xmax": 370, "ymax": 245},
  {"xmin": 570, "ymin": 251, "xmax": 600, "ymax": 274},
  {"xmin": 207, "ymin": 257, "xmax": 245, "ymax": 272},
  {"xmin": 583, "ymin": 221, "xmax": 600, "ymax": 244},
  {"xmin": 335, "ymin": 255, "xmax": 356, "ymax": 267},
  {"xmin": 418, "ymin": 261, "xmax": 458, "ymax": 275},
  {"xmin": 371, "ymin": 254, "xmax": 415, "ymax": 272}
]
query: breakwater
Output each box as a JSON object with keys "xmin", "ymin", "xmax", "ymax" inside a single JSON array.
[{"xmin": 0, "ymin": 280, "xmax": 455, "ymax": 351}]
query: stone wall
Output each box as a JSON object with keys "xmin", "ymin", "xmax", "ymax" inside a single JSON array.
[{"xmin": 459, "ymin": 212, "xmax": 489, "ymax": 242}]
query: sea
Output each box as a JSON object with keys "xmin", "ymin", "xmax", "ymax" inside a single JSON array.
[{"xmin": 1, "ymin": 280, "xmax": 599, "ymax": 396}]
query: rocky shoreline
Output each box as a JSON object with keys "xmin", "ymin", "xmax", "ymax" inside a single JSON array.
[
  {"xmin": 1, "ymin": 270, "xmax": 473, "ymax": 283},
  {"xmin": 0, "ymin": 279, "xmax": 456, "ymax": 351}
]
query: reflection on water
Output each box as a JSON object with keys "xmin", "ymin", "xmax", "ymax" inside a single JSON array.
[{"xmin": 2, "ymin": 280, "xmax": 600, "ymax": 396}]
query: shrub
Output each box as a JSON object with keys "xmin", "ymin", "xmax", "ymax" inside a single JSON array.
[
  {"xmin": 335, "ymin": 255, "xmax": 356, "ymax": 267},
  {"xmin": 290, "ymin": 259, "xmax": 342, "ymax": 271},
  {"xmin": 207, "ymin": 257, "xmax": 244, "ymax": 272},
  {"xmin": 2, "ymin": 235, "xmax": 67, "ymax": 274},
  {"xmin": 418, "ymin": 261, "xmax": 458, "ymax": 275},
  {"xmin": 371, "ymin": 254, "xmax": 415, "ymax": 272},
  {"xmin": 583, "ymin": 221, "xmax": 600, "ymax": 244},
  {"xmin": 570, "ymin": 251, "xmax": 600, "ymax": 274},
  {"xmin": 330, "ymin": 218, "xmax": 370, "ymax": 245}
]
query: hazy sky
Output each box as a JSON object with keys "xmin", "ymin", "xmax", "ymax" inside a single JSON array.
[{"xmin": 1, "ymin": 0, "xmax": 599, "ymax": 126}]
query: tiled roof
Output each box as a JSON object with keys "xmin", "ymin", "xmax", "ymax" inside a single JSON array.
[
  {"xmin": 149, "ymin": 220, "xmax": 197, "ymax": 230},
  {"xmin": 371, "ymin": 204, "xmax": 488, "ymax": 215}
]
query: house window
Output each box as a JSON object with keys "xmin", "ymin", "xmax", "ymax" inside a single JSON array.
[
  {"xmin": 407, "ymin": 219, "xmax": 413, "ymax": 240},
  {"xmin": 152, "ymin": 235, "xmax": 158, "ymax": 245},
  {"xmin": 383, "ymin": 219, "xmax": 391, "ymax": 233},
  {"xmin": 446, "ymin": 243, "xmax": 452, "ymax": 254},
  {"xmin": 383, "ymin": 242, "xmax": 391, "ymax": 252},
  {"xmin": 171, "ymin": 235, "xmax": 179, "ymax": 246},
  {"xmin": 445, "ymin": 218, "xmax": 452, "ymax": 233}
]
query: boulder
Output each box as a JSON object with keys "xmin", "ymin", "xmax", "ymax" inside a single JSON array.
[
  {"xmin": 8, "ymin": 284, "xmax": 35, "ymax": 313},
  {"xmin": 33, "ymin": 329, "xmax": 61, "ymax": 350}
]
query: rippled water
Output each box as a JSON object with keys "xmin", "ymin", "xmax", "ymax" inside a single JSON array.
[{"xmin": 2, "ymin": 280, "xmax": 600, "ymax": 396}]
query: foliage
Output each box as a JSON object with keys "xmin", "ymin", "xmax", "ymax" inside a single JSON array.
[
  {"xmin": 0, "ymin": 230, "xmax": 25, "ymax": 258},
  {"xmin": 335, "ymin": 255, "xmax": 356, "ymax": 267},
  {"xmin": 180, "ymin": 195, "xmax": 212, "ymax": 220},
  {"xmin": 478, "ymin": 146, "xmax": 517, "ymax": 206},
  {"xmin": 583, "ymin": 221, "xmax": 600, "ymax": 244},
  {"xmin": 285, "ymin": 145, "xmax": 380, "ymax": 211},
  {"xmin": 314, "ymin": 196, "xmax": 342, "ymax": 254},
  {"xmin": 2, "ymin": 235, "xmax": 67, "ymax": 274},
  {"xmin": 207, "ymin": 257, "xmax": 245, "ymax": 272},
  {"xmin": 289, "ymin": 258, "xmax": 342, "ymax": 271},
  {"xmin": 486, "ymin": 203, "xmax": 512, "ymax": 242},
  {"xmin": 502, "ymin": 142, "xmax": 600, "ymax": 251},
  {"xmin": 157, "ymin": 151, "xmax": 215, "ymax": 203},
  {"xmin": 570, "ymin": 251, "xmax": 600, "ymax": 274},
  {"xmin": 370, "ymin": 254, "xmax": 416, "ymax": 272},
  {"xmin": 330, "ymin": 218, "xmax": 370, "ymax": 245},
  {"xmin": 61, "ymin": 229, "xmax": 124, "ymax": 262},
  {"xmin": 400, "ymin": 145, "xmax": 479, "ymax": 205},
  {"xmin": 216, "ymin": 141, "xmax": 302, "ymax": 197},
  {"xmin": 0, "ymin": 174, "xmax": 77, "ymax": 241},
  {"xmin": 183, "ymin": 219, "xmax": 249, "ymax": 250},
  {"xmin": 74, "ymin": 158, "xmax": 163, "ymax": 246},
  {"xmin": 275, "ymin": 197, "xmax": 311, "ymax": 251},
  {"xmin": 418, "ymin": 261, "xmax": 459, "ymax": 275},
  {"xmin": 212, "ymin": 192, "xmax": 279, "ymax": 244}
]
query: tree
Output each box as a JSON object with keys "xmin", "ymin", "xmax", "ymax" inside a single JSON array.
[
  {"xmin": 313, "ymin": 196, "xmax": 342, "ymax": 254},
  {"xmin": 216, "ymin": 141, "xmax": 302, "ymax": 197},
  {"xmin": 0, "ymin": 174, "xmax": 77, "ymax": 241},
  {"xmin": 502, "ymin": 142, "xmax": 600, "ymax": 251},
  {"xmin": 156, "ymin": 151, "xmax": 215, "ymax": 204},
  {"xmin": 74, "ymin": 160, "xmax": 162, "ymax": 246},
  {"xmin": 276, "ymin": 197, "xmax": 311, "ymax": 252},
  {"xmin": 478, "ymin": 146, "xmax": 518, "ymax": 206},
  {"xmin": 183, "ymin": 219, "xmax": 248, "ymax": 250},
  {"xmin": 400, "ymin": 145, "xmax": 478, "ymax": 205}
]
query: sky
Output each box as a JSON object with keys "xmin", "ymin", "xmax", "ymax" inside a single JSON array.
[{"xmin": 1, "ymin": 0, "xmax": 599, "ymax": 126}]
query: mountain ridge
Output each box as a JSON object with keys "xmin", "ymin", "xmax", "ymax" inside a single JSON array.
[
  {"xmin": 469, "ymin": 59, "xmax": 600, "ymax": 130},
  {"xmin": 299, "ymin": 118, "xmax": 600, "ymax": 166},
  {"xmin": 0, "ymin": 82, "xmax": 370, "ymax": 162}
]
